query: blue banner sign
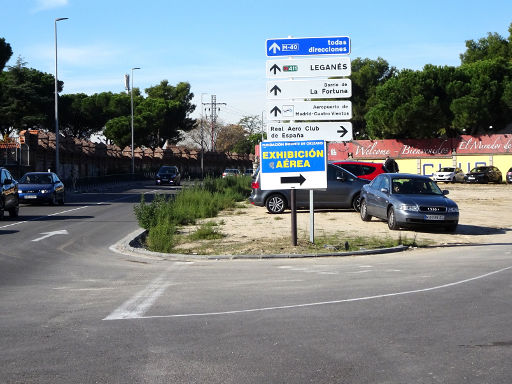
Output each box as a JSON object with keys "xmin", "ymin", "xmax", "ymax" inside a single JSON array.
[
  {"xmin": 261, "ymin": 140, "xmax": 326, "ymax": 174},
  {"xmin": 266, "ymin": 36, "xmax": 350, "ymax": 57}
]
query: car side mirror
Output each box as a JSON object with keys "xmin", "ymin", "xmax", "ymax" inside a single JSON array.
[{"xmin": 442, "ymin": 190, "xmax": 449, "ymax": 195}]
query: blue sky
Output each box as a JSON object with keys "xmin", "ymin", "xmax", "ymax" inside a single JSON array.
[{"xmin": 3, "ymin": 0, "xmax": 512, "ymax": 124}]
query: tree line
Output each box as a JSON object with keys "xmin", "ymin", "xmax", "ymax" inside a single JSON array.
[
  {"xmin": 0, "ymin": 39, "xmax": 195, "ymax": 149},
  {"xmin": 1, "ymin": 22, "xmax": 512, "ymax": 153}
]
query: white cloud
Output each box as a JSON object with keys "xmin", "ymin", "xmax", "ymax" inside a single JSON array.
[
  {"xmin": 30, "ymin": 42, "xmax": 127, "ymax": 69},
  {"xmin": 32, "ymin": 0, "xmax": 68, "ymax": 12}
]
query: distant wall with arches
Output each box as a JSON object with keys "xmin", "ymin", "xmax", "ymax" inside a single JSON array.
[{"xmin": 2, "ymin": 130, "xmax": 254, "ymax": 181}]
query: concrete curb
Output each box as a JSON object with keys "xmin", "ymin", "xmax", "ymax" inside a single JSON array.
[{"xmin": 110, "ymin": 228, "xmax": 410, "ymax": 261}]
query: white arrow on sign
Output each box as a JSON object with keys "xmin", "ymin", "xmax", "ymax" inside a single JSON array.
[
  {"xmin": 266, "ymin": 57, "xmax": 351, "ymax": 78},
  {"xmin": 32, "ymin": 229, "xmax": 69, "ymax": 242},
  {"xmin": 268, "ymin": 42, "xmax": 280, "ymax": 54},
  {"xmin": 267, "ymin": 79, "xmax": 352, "ymax": 99},
  {"xmin": 266, "ymin": 122, "xmax": 353, "ymax": 142}
]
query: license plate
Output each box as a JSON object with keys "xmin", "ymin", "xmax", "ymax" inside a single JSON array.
[
  {"xmin": 24, "ymin": 195, "xmax": 37, "ymax": 199},
  {"xmin": 425, "ymin": 214, "xmax": 445, "ymax": 220}
]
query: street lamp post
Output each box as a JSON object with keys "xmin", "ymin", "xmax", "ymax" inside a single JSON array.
[
  {"xmin": 54, "ymin": 17, "xmax": 68, "ymax": 176},
  {"xmin": 130, "ymin": 67, "xmax": 140, "ymax": 174}
]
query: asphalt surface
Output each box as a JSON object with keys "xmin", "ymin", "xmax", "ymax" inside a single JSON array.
[{"xmin": 1, "ymin": 182, "xmax": 511, "ymax": 383}]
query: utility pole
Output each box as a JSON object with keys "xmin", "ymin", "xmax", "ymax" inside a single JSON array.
[{"xmin": 203, "ymin": 95, "xmax": 226, "ymax": 152}]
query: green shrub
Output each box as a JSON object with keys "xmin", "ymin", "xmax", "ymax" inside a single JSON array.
[
  {"xmin": 189, "ymin": 221, "xmax": 225, "ymax": 241},
  {"xmin": 134, "ymin": 176, "xmax": 252, "ymax": 253},
  {"xmin": 133, "ymin": 194, "xmax": 172, "ymax": 229},
  {"xmin": 146, "ymin": 220, "xmax": 176, "ymax": 253}
]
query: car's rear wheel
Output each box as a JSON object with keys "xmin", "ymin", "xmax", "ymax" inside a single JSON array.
[
  {"xmin": 265, "ymin": 194, "xmax": 286, "ymax": 214},
  {"xmin": 387, "ymin": 207, "xmax": 399, "ymax": 230},
  {"xmin": 351, "ymin": 193, "xmax": 361, "ymax": 212},
  {"xmin": 360, "ymin": 199, "xmax": 372, "ymax": 222}
]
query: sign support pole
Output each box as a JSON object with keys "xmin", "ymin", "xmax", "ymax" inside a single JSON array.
[
  {"xmin": 309, "ymin": 190, "xmax": 314, "ymax": 243},
  {"xmin": 291, "ymin": 189, "xmax": 297, "ymax": 246}
]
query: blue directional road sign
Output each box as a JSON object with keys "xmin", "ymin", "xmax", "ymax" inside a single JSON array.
[
  {"xmin": 260, "ymin": 140, "xmax": 327, "ymax": 190},
  {"xmin": 266, "ymin": 36, "xmax": 350, "ymax": 57}
]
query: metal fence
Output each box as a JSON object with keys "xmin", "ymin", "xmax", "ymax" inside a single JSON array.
[{"xmin": 0, "ymin": 144, "xmax": 31, "ymax": 178}]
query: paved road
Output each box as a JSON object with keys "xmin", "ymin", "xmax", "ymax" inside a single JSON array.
[{"xmin": 1, "ymin": 183, "xmax": 511, "ymax": 383}]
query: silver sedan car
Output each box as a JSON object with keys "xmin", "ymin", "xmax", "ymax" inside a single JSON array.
[
  {"xmin": 359, "ymin": 173, "xmax": 459, "ymax": 231},
  {"xmin": 431, "ymin": 167, "xmax": 465, "ymax": 183}
]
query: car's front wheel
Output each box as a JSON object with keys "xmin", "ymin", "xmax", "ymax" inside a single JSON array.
[
  {"xmin": 265, "ymin": 194, "xmax": 286, "ymax": 214},
  {"xmin": 351, "ymin": 193, "xmax": 361, "ymax": 212},
  {"xmin": 360, "ymin": 199, "xmax": 372, "ymax": 222},
  {"xmin": 387, "ymin": 207, "xmax": 399, "ymax": 230}
]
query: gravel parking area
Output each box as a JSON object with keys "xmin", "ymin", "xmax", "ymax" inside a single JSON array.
[{"xmin": 201, "ymin": 183, "xmax": 512, "ymax": 254}]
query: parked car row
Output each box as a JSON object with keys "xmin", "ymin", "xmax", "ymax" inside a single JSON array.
[
  {"xmin": 1, "ymin": 168, "xmax": 66, "ymax": 220},
  {"xmin": 333, "ymin": 161, "xmax": 509, "ymax": 184},
  {"xmin": 249, "ymin": 166, "xmax": 461, "ymax": 232}
]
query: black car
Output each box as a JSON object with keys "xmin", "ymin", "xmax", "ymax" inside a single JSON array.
[
  {"xmin": 18, "ymin": 172, "xmax": 65, "ymax": 205},
  {"xmin": 0, "ymin": 167, "xmax": 19, "ymax": 219},
  {"xmin": 506, "ymin": 167, "xmax": 512, "ymax": 184},
  {"xmin": 464, "ymin": 166, "xmax": 502, "ymax": 184},
  {"xmin": 249, "ymin": 163, "xmax": 369, "ymax": 214},
  {"xmin": 155, "ymin": 166, "xmax": 181, "ymax": 186}
]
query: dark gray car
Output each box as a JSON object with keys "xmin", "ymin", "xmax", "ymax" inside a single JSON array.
[
  {"xmin": 249, "ymin": 163, "xmax": 369, "ymax": 214},
  {"xmin": 359, "ymin": 173, "xmax": 459, "ymax": 231},
  {"xmin": 0, "ymin": 167, "xmax": 19, "ymax": 219}
]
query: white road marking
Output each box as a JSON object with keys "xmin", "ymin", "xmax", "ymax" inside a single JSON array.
[
  {"xmin": 53, "ymin": 287, "xmax": 116, "ymax": 291},
  {"xmin": 103, "ymin": 262, "xmax": 192, "ymax": 320},
  {"xmin": 0, "ymin": 190, "xmax": 158, "ymax": 230},
  {"xmin": 107, "ymin": 265, "xmax": 512, "ymax": 321},
  {"xmin": 32, "ymin": 229, "xmax": 69, "ymax": 242}
]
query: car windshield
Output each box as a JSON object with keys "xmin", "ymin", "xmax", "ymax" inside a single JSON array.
[
  {"xmin": 160, "ymin": 167, "xmax": 177, "ymax": 174},
  {"xmin": 439, "ymin": 167, "xmax": 455, "ymax": 172},
  {"xmin": 391, "ymin": 177, "xmax": 443, "ymax": 195},
  {"xmin": 20, "ymin": 174, "xmax": 52, "ymax": 184},
  {"xmin": 470, "ymin": 167, "xmax": 489, "ymax": 173}
]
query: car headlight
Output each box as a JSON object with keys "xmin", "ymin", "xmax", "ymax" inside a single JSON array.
[
  {"xmin": 40, "ymin": 189, "xmax": 49, "ymax": 194},
  {"xmin": 398, "ymin": 204, "xmax": 419, "ymax": 212},
  {"xmin": 447, "ymin": 207, "xmax": 459, "ymax": 213}
]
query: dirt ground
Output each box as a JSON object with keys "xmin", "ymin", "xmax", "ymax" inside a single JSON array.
[{"xmin": 184, "ymin": 183, "xmax": 512, "ymax": 255}]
